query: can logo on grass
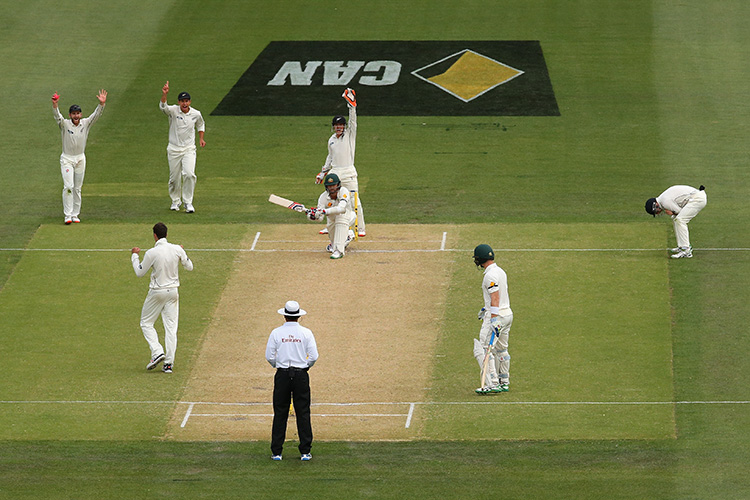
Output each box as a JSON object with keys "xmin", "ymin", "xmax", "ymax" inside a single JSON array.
[{"xmin": 212, "ymin": 41, "xmax": 559, "ymax": 116}]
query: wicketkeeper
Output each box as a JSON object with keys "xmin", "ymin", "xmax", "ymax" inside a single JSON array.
[{"xmin": 315, "ymin": 88, "xmax": 366, "ymax": 237}]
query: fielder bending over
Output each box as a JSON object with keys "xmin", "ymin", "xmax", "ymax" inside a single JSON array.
[
  {"xmin": 315, "ymin": 88, "xmax": 366, "ymax": 237},
  {"xmin": 307, "ymin": 173, "xmax": 355, "ymax": 259},
  {"xmin": 472, "ymin": 244, "xmax": 513, "ymax": 394},
  {"xmin": 645, "ymin": 185, "xmax": 707, "ymax": 259},
  {"xmin": 52, "ymin": 89, "xmax": 107, "ymax": 224}
]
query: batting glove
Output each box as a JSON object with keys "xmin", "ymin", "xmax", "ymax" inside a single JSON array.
[
  {"xmin": 490, "ymin": 316, "xmax": 501, "ymax": 333},
  {"xmin": 477, "ymin": 307, "xmax": 486, "ymax": 320},
  {"xmin": 315, "ymin": 171, "xmax": 326, "ymax": 184},
  {"xmin": 342, "ymin": 88, "xmax": 356, "ymax": 107}
]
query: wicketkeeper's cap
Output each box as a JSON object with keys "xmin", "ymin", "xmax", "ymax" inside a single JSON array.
[
  {"xmin": 278, "ymin": 300, "xmax": 307, "ymax": 317},
  {"xmin": 645, "ymin": 197, "xmax": 658, "ymax": 217},
  {"xmin": 177, "ymin": 91, "xmax": 191, "ymax": 101},
  {"xmin": 69, "ymin": 104, "xmax": 82, "ymax": 113},
  {"xmin": 332, "ymin": 115, "xmax": 346, "ymax": 126}
]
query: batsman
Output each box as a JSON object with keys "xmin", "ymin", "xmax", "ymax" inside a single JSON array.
[{"xmin": 472, "ymin": 244, "xmax": 513, "ymax": 394}]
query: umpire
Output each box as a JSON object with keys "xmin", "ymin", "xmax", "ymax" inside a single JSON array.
[{"xmin": 265, "ymin": 301, "xmax": 319, "ymax": 461}]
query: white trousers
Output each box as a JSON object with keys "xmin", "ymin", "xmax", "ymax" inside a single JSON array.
[
  {"xmin": 60, "ymin": 154, "xmax": 86, "ymax": 217},
  {"xmin": 473, "ymin": 313, "xmax": 513, "ymax": 387},
  {"xmin": 673, "ymin": 190, "xmax": 707, "ymax": 248},
  {"xmin": 140, "ymin": 288, "xmax": 179, "ymax": 364},
  {"xmin": 330, "ymin": 167, "xmax": 365, "ymax": 231},
  {"xmin": 167, "ymin": 148, "xmax": 197, "ymax": 205},
  {"xmin": 327, "ymin": 211, "xmax": 356, "ymax": 254}
]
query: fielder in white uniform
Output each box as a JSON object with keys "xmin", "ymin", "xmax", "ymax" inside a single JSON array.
[
  {"xmin": 315, "ymin": 88, "xmax": 366, "ymax": 237},
  {"xmin": 131, "ymin": 222, "xmax": 193, "ymax": 373},
  {"xmin": 160, "ymin": 81, "xmax": 206, "ymax": 213},
  {"xmin": 472, "ymin": 244, "xmax": 513, "ymax": 394},
  {"xmin": 645, "ymin": 185, "xmax": 707, "ymax": 259},
  {"xmin": 307, "ymin": 173, "xmax": 355, "ymax": 259},
  {"xmin": 52, "ymin": 90, "xmax": 107, "ymax": 224}
]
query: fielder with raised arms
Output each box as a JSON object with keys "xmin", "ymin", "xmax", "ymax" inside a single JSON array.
[
  {"xmin": 160, "ymin": 81, "xmax": 206, "ymax": 213},
  {"xmin": 307, "ymin": 173, "xmax": 355, "ymax": 259},
  {"xmin": 51, "ymin": 89, "xmax": 107, "ymax": 224},
  {"xmin": 472, "ymin": 244, "xmax": 513, "ymax": 394},
  {"xmin": 315, "ymin": 88, "xmax": 366, "ymax": 237}
]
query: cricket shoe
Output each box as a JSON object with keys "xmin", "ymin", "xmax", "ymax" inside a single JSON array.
[
  {"xmin": 146, "ymin": 353, "xmax": 165, "ymax": 370},
  {"xmin": 271, "ymin": 455, "xmax": 282, "ymax": 461},
  {"xmin": 491, "ymin": 383, "xmax": 509, "ymax": 393},
  {"xmin": 162, "ymin": 363, "xmax": 173, "ymax": 373},
  {"xmin": 185, "ymin": 204, "xmax": 195, "ymax": 213},
  {"xmin": 326, "ymin": 244, "xmax": 333, "ymax": 253},
  {"xmin": 301, "ymin": 453, "xmax": 312, "ymax": 461},
  {"xmin": 71, "ymin": 216, "xmax": 81, "ymax": 223},
  {"xmin": 345, "ymin": 230, "xmax": 354, "ymax": 248},
  {"xmin": 670, "ymin": 247, "xmax": 693, "ymax": 259},
  {"xmin": 475, "ymin": 386, "xmax": 492, "ymax": 395},
  {"xmin": 170, "ymin": 202, "xmax": 181, "ymax": 211},
  {"xmin": 319, "ymin": 227, "xmax": 329, "ymax": 234},
  {"xmin": 64, "ymin": 216, "xmax": 72, "ymax": 225},
  {"xmin": 330, "ymin": 250, "xmax": 343, "ymax": 259}
]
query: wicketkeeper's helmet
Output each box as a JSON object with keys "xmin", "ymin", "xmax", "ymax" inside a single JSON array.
[
  {"xmin": 473, "ymin": 244, "xmax": 495, "ymax": 266},
  {"xmin": 324, "ymin": 173, "xmax": 341, "ymax": 186},
  {"xmin": 332, "ymin": 115, "xmax": 347, "ymax": 126}
]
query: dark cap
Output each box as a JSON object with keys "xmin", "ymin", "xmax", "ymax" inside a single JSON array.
[
  {"xmin": 645, "ymin": 198, "xmax": 658, "ymax": 217},
  {"xmin": 332, "ymin": 115, "xmax": 346, "ymax": 126},
  {"xmin": 177, "ymin": 92, "xmax": 191, "ymax": 101},
  {"xmin": 69, "ymin": 104, "xmax": 82, "ymax": 113}
]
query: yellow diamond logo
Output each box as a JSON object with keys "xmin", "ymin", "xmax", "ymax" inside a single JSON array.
[{"xmin": 412, "ymin": 49, "xmax": 524, "ymax": 102}]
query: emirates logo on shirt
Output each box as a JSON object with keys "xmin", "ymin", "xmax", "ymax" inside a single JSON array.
[{"xmin": 282, "ymin": 336, "xmax": 301, "ymax": 343}]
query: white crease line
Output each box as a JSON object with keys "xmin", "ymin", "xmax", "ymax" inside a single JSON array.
[
  {"xmin": 180, "ymin": 402, "xmax": 195, "ymax": 428},
  {"xmin": 189, "ymin": 413, "xmax": 408, "ymax": 418},
  {"xmin": 4, "ymin": 400, "xmax": 750, "ymax": 405},
  {"xmin": 250, "ymin": 232, "xmax": 261, "ymax": 251},
  {"xmin": 406, "ymin": 403, "xmax": 415, "ymax": 428},
  {"xmin": 440, "ymin": 232, "xmax": 447, "ymax": 251},
  {"xmin": 4, "ymin": 247, "xmax": 748, "ymax": 253}
]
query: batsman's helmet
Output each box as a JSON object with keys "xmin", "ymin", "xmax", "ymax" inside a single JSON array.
[
  {"xmin": 332, "ymin": 115, "xmax": 347, "ymax": 126},
  {"xmin": 645, "ymin": 197, "xmax": 659, "ymax": 217},
  {"xmin": 324, "ymin": 173, "xmax": 341, "ymax": 186},
  {"xmin": 473, "ymin": 244, "xmax": 495, "ymax": 266},
  {"xmin": 69, "ymin": 104, "xmax": 82, "ymax": 113}
]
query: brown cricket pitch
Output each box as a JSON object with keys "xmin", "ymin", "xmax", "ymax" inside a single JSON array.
[{"xmin": 165, "ymin": 224, "xmax": 456, "ymax": 441}]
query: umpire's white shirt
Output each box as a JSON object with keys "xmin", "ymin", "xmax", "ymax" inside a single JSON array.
[
  {"xmin": 482, "ymin": 263, "xmax": 512, "ymax": 315},
  {"xmin": 54, "ymin": 105, "xmax": 104, "ymax": 157},
  {"xmin": 131, "ymin": 238, "xmax": 193, "ymax": 289},
  {"xmin": 159, "ymin": 102, "xmax": 205, "ymax": 151},
  {"xmin": 266, "ymin": 322, "xmax": 319, "ymax": 369}
]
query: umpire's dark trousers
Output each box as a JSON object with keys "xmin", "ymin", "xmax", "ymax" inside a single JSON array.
[{"xmin": 271, "ymin": 367, "xmax": 313, "ymax": 456}]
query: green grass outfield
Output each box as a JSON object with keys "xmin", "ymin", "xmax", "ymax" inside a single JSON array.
[{"xmin": 2, "ymin": 0, "xmax": 750, "ymax": 498}]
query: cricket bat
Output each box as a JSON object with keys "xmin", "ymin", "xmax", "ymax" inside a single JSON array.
[
  {"xmin": 479, "ymin": 329, "xmax": 496, "ymax": 389},
  {"xmin": 269, "ymin": 194, "xmax": 306, "ymax": 212}
]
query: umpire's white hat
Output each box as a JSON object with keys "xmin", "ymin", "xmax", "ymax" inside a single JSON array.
[{"xmin": 278, "ymin": 300, "xmax": 307, "ymax": 317}]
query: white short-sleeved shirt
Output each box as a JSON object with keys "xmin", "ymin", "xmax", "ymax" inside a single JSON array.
[
  {"xmin": 54, "ymin": 105, "xmax": 104, "ymax": 157},
  {"xmin": 482, "ymin": 263, "xmax": 512, "ymax": 315},
  {"xmin": 159, "ymin": 102, "xmax": 205, "ymax": 151}
]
